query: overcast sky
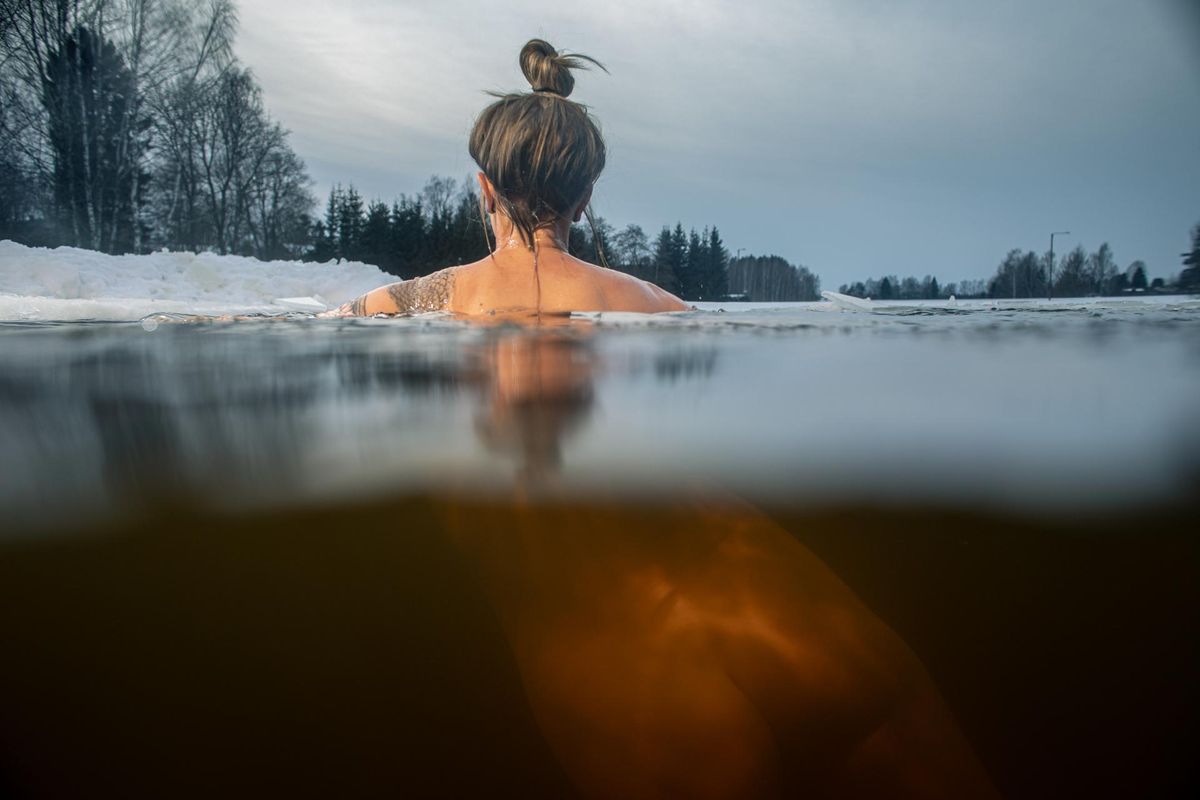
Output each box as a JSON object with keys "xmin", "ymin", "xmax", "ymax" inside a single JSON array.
[{"xmin": 235, "ymin": 0, "xmax": 1200, "ymax": 288}]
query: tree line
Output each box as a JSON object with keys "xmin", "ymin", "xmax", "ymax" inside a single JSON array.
[
  {"xmin": 839, "ymin": 234, "xmax": 1199, "ymax": 300},
  {"xmin": 1181, "ymin": 222, "xmax": 1200, "ymax": 293},
  {"xmin": 305, "ymin": 178, "xmax": 819, "ymax": 302},
  {"xmin": 1, "ymin": 0, "xmax": 313, "ymax": 259},
  {"xmin": 727, "ymin": 255, "xmax": 821, "ymax": 302},
  {"xmin": 306, "ymin": 178, "xmax": 488, "ymax": 280}
]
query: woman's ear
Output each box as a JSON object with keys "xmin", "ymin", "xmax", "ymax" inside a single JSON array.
[
  {"xmin": 571, "ymin": 184, "xmax": 594, "ymax": 222},
  {"xmin": 477, "ymin": 172, "xmax": 496, "ymax": 214}
]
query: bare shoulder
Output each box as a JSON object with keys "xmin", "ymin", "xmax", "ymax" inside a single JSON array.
[{"xmin": 595, "ymin": 266, "xmax": 691, "ymax": 312}]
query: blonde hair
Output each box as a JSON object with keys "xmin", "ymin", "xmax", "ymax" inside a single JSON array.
[{"xmin": 469, "ymin": 39, "xmax": 608, "ymax": 255}]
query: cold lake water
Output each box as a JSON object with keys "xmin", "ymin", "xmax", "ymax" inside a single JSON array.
[
  {"xmin": 3, "ymin": 297, "xmax": 1198, "ymax": 527},
  {"xmin": 1, "ymin": 296, "xmax": 1197, "ymax": 798}
]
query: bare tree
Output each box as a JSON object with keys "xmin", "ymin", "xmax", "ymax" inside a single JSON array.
[
  {"xmin": 614, "ymin": 223, "xmax": 650, "ymax": 272},
  {"xmin": 421, "ymin": 175, "xmax": 455, "ymax": 220},
  {"xmin": 2, "ymin": 0, "xmax": 312, "ymax": 256},
  {"xmin": 2, "ymin": 1, "xmax": 101, "ymax": 244},
  {"xmin": 1087, "ymin": 242, "xmax": 1118, "ymax": 296},
  {"xmin": 242, "ymin": 126, "xmax": 313, "ymax": 259},
  {"xmin": 189, "ymin": 66, "xmax": 266, "ymax": 253},
  {"xmin": 104, "ymin": 0, "xmax": 200, "ymax": 251},
  {"xmin": 149, "ymin": 0, "xmax": 236, "ymax": 250},
  {"xmin": 0, "ymin": 0, "xmax": 239, "ymax": 251}
]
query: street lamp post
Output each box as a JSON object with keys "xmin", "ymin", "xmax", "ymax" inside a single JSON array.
[{"xmin": 1048, "ymin": 231, "xmax": 1070, "ymax": 300}]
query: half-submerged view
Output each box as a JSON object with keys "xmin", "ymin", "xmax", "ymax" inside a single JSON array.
[{"xmin": 1, "ymin": 4, "xmax": 1198, "ymax": 799}]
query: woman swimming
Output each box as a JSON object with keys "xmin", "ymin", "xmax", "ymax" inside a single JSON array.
[
  {"xmin": 326, "ymin": 39, "xmax": 999, "ymax": 799},
  {"xmin": 328, "ymin": 39, "xmax": 689, "ymax": 317}
]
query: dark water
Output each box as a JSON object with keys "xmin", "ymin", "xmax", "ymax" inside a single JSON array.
[{"xmin": 0, "ymin": 309, "xmax": 1197, "ymax": 797}]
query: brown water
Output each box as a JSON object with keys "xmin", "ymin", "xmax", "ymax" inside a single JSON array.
[
  {"xmin": 0, "ymin": 310, "xmax": 1197, "ymax": 797},
  {"xmin": 0, "ymin": 497, "xmax": 1194, "ymax": 798}
]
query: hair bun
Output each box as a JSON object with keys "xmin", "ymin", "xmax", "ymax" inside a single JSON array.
[{"xmin": 519, "ymin": 39, "xmax": 606, "ymax": 98}]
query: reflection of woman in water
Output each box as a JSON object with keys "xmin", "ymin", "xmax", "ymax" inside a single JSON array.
[
  {"xmin": 328, "ymin": 39, "xmax": 688, "ymax": 317},
  {"xmin": 473, "ymin": 327, "xmax": 595, "ymax": 486}
]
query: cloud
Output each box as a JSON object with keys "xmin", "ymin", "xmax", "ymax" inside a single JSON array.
[{"xmin": 235, "ymin": 0, "xmax": 1200, "ymax": 286}]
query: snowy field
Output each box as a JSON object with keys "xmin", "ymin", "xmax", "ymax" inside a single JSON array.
[{"xmin": 0, "ymin": 240, "xmax": 390, "ymax": 321}]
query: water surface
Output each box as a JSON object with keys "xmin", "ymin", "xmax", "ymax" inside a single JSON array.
[{"xmin": 2, "ymin": 299, "xmax": 1197, "ymax": 529}]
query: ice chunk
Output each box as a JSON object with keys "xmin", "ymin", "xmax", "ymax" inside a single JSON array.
[
  {"xmin": 821, "ymin": 290, "xmax": 874, "ymax": 313},
  {"xmin": 275, "ymin": 296, "xmax": 328, "ymax": 312}
]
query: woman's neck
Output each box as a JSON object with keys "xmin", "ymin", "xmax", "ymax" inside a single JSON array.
[{"xmin": 490, "ymin": 215, "xmax": 572, "ymax": 254}]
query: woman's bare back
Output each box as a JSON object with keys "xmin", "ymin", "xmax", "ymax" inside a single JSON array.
[
  {"xmin": 330, "ymin": 248, "xmax": 689, "ymax": 318},
  {"xmin": 450, "ymin": 249, "xmax": 688, "ymax": 315}
]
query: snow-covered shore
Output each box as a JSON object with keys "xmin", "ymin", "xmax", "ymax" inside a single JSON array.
[
  {"xmin": 4, "ymin": 239, "xmax": 1194, "ymax": 323},
  {"xmin": 0, "ymin": 240, "xmax": 391, "ymax": 321}
]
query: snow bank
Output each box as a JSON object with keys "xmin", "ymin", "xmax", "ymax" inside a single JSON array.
[{"xmin": 0, "ymin": 240, "xmax": 392, "ymax": 321}]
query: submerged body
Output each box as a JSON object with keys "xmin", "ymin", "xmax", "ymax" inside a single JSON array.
[{"xmin": 445, "ymin": 498, "xmax": 1000, "ymax": 799}]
